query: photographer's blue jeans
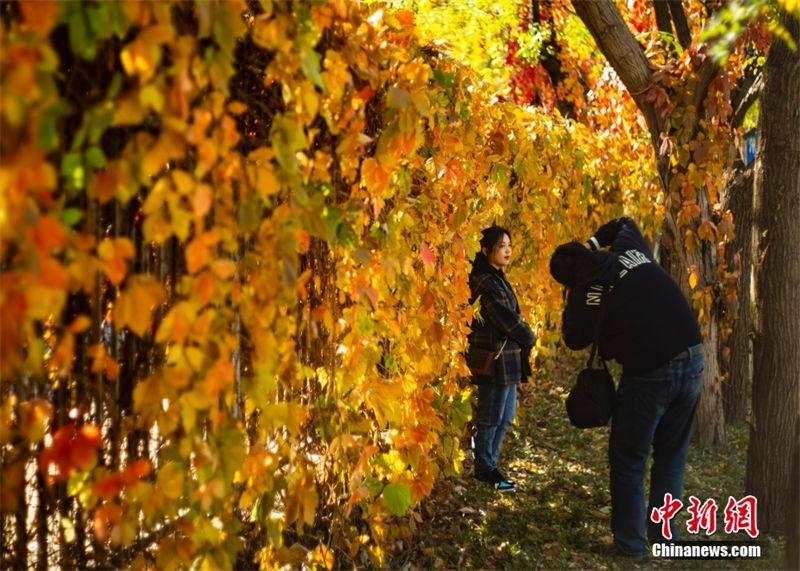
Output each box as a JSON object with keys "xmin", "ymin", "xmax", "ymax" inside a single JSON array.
[
  {"xmin": 474, "ymin": 384, "xmax": 517, "ymax": 475},
  {"xmin": 609, "ymin": 348, "xmax": 704, "ymax": 556}
]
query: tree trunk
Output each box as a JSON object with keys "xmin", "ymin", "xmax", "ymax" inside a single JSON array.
[
  {"xmin": 571, "ymin": 0, "xmax": 728, "ymax": 448},
  {"xmin": 722, "ymin": 168, "xmax": 753, "ymax": 424},
  {"xmin": 786, "ymin": 414, "xmax": 800, "ymax": 570},
  {"xmin": 745, "ymin": 10, "xmax": 800, "ymax": 536},
  {"xmin": 661, "ymin": 195, "xmax": 727, "ymax": 448}
]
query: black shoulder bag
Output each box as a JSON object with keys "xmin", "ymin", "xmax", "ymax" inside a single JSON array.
[
  {"xmin": 465, "ymin": 338, "xmax": 508, "ymax": 376},
  {"xmin": 565, "ymin": 286, "xmax": 616, "ymax": 428}
]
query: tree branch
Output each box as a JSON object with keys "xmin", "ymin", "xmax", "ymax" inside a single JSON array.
[
  {"xmin": 690, "ymin": 55, "xmax": 722, "ymax": 137},
  {"xmin": 732, "ymin": 73, "xmax": 763, "ymax": 130},
  {"xmin": 654, "ymin": 2, "xmax": 672, "ymax": 37},
  {"xmin": 570, "ymin": 0, "xmax": 663, "ymax": 143},
  {"xmin": 667, "ymin": 0, "xmax": 692, "ymax": 50}
]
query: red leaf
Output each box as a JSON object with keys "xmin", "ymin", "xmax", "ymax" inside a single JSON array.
[{"xmin": 421, "ymin": 242, "xmax": 435, "ymax": 270}]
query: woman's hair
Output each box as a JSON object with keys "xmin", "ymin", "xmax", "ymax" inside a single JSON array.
[{"xmin": 480, "ymin": 226, "xmax": 511, "ymax": 253}]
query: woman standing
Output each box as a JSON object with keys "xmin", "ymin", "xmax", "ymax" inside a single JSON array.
[{"xmin": 467, "ymin": 226, "xmax": 536, "ymax": 492}]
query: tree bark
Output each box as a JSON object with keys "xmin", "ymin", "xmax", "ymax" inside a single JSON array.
[
  {"xmin": 721, "ymin": 167, "xmax": 752, "ymax": 425},
  {"xmin": 745, "ymin": 10, "xmax": 800, "ymax": 536},
  {"xmin": 786, "ymin": 414, "xmax": 800, "ymax": 570},
  {"xmin": 661, "ymin": 197, "xmax": 727, "ymax": 447}
]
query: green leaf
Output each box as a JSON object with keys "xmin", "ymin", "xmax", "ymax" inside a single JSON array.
[
  {"xmin": 270, "ymin": 114, "xmax": 307, "ymax": 173},
  {"xmin": 434, "ymin": 68, "xmax": 455, "ymax": 89},
  {"xmin": 298, "ymin": 36, "xmax": 325, "ymax": 90},
  {"xmin": 383, "ymin": 483, "xmax": 412, "ymax": 516},
  {"xmin": 84, "ymin": 146, "xmax": 106, "ymax": 169},
  {"xmin": 60, "ymin": 208, "xmax": 84, "ymax": 228},
  {"xmin": 61, "ymin": 152, "xmax": 85, "ymax": 194},
  {"xmin": 38, "ymin": 102, "xmax": 67, "ymax": 152},
  {"xmin": 217, "ymin": 426, "xmax": 245, "ymax": 485},
  {"xmin": 66, "ymin": 4, "xmax": 97, "ymax": 61},
  {"xmin": 89, "ymin": 105, "xmax": 115, "ymax": 144}
]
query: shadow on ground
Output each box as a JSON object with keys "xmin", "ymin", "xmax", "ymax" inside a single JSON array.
[{"xmin": 396, "ymin": 352, "xmax": 785, "ymax": 570}]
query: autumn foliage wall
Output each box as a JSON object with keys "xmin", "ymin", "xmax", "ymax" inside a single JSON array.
[{"xmin": 1, "ymin": 1, "xmax": 656, "ymax": 568}]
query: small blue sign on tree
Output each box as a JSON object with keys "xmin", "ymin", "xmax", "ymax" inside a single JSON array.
[{"xmin": 744, "ymin": 129, "xmax": 757, "ymax": 166}]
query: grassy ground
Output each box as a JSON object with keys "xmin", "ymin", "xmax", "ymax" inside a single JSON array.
[{"xmin": 398, "ymin": 353, "xmax": 785, "ymax": 570}]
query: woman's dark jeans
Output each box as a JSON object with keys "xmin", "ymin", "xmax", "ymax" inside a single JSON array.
[
  {"xmin": 474, "ymin": 383, "xmax": 517, "ymax": 475},
  {"xmin": 609, "ymin": 346, "xmax": 704, "ymax": 556}
]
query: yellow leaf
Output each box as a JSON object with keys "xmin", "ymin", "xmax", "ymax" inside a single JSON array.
[
  {"xmin": 143, "ymin": 132, "xmax": 186, "ymax": 179},
  {"xmin": 156, "ymin": 462, "xmax": 185, "ymax": 499},
  {"xmin": 114, "ymin": 276, "xmax": 165, "ymax": 337},
  {"xmin": 182, "ymin": 387, "xmax": 215, "ymax": 411},
  {"xmin": 18, "ymin": 399, "xmax": 53, "ymax": 444},
  {"xmin": 155, "ymin": 302, "xmax": 193, "ymax": 345},
  {"xmin": 139, "ymin": 83, "xmax": 164, "ymax": 112},
  {"xmin": 120, "ymin": 34, "xmax": 161, "ymax": 82},
  {"xmin": 184, "ymin": 347, "xmax": 206, "ymax": 372},
  {"xmin": 688, "ymin": 268, "xmax": 698, "ymax": 290},
  {"xmin": 24, "ymin": 285, "xmax": 66, "ymax": 321},
  {"xmin": 171, "ymin": 169, "xmax": 195, "ymax": 195},
  {"xmin": 133, "ymin": 374, "xmax": 171, "ymax": 426},
  {"xmin": 112, "ymin": 90, "xmax": 149, "ymax": 126}
]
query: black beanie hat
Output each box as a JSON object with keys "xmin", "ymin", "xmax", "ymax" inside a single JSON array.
[{"xmin": 549, "ymin": 241, "xmax": 592, "ymax": 286}]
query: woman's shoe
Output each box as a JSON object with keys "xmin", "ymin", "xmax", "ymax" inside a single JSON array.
[{"xmin": 474, "ymin": 469, "xmax": 516, "ymax": 492}]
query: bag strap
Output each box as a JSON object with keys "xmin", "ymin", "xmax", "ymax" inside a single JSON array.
[
  {"xmin": 587, "ymin": 285, "xmax": 609, "ymax": 368},
  {"xmin": 493, "ymin": 338, "xmax": 509, "ymax": 360}
]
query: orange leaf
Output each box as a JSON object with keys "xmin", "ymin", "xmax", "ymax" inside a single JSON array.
[
  {"xmin": 68, "ymin": 315, "xmax": 92, "ymax": 334},
  {"xmin": 89, "ymin": 170, "xmax": 116, "ymax": 204},
  {"xmin": 227, "ymin": 101, "xmax": 248, "ymax": 115},
  {"xmin": 394, "ymin": 9, "xmax": 415, "ymax": 26},
  {"xmin": 71, "ymin": 424, "xmax": 101, "ymax": 471},
  {"xmin": 98, "ymin": 238, "xmax": 135, "ymax": 286},
  {"xmin": 120, "ymin": 460, "xmax": 152, "ymax": 487},
  {"xmin": 361, "ymin": 158, "xmax": 391, "ymax": 194},
  {"xmin": 192, "ymin": 271, "xmax": 215, "ymax": 306},
  {"xmin": 19, "ymin": 1, "xmax": 60, "ymax": 36},
  {"xmin": 204, "ymin": 359, "xmax": 234, "ymax": 398},
  {"xmin": 92, "ymin": 474, "xmax": 123, "ymax": 500},
  {"xmin": 105, "ymin": 358, "xmax": 120, "ymax": 381},
  {"xmin": 92, "ymin": 503, "xmax": 123, "ymax": 542},
  {"xmin": 28, "ymin": 215, "xmax": 66, "ymax": 254},
  {"xmin": 38, "ymin": 255, "xmax": 69, "ymax": 288},
  {"xmin": 211, "ymin": 259, "xmax": 236, "ymax": 280},
  {"xmin": 193, "ymin": 184, "xmax": 212, "ymax": 218},
  {"xmin": 185, "ymin": 238, "xmax": 209, "ymax": 274}
]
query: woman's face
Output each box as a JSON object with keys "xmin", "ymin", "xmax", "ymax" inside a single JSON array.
[{"xmin": 484, "ymin": 234, "xmax": 512, "ymax": 269}]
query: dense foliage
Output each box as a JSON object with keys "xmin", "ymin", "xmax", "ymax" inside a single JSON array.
[{"xmin": 1, "ymin": 1, "xmax": 667, "ymax": 568}]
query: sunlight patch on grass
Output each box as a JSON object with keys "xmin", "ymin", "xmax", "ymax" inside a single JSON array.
[{"xmin": 399, "ymin": 353, "xmax": 785, "ymax": 570}]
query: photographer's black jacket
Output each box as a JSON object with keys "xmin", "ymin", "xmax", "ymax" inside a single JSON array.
[{"xmin": 550, "ymin": 217, "xmax": 701, "ymax": 376}]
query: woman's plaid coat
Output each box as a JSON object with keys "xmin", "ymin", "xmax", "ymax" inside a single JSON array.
[{"xmin": 467, "ymin": 252, "xmax": 536, "ymax": 385}]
